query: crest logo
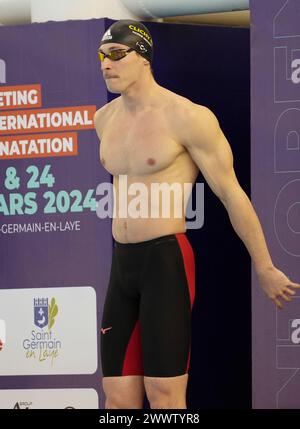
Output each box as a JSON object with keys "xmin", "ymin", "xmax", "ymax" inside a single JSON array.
[{"xmin": 34, "ymin": 298, "xmax": 58, "ymax": 330}]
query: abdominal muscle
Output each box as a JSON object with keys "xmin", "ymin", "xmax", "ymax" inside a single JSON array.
[
  {"xmin": 111, "ymin": 167, "xmax": 194, "ymax": 244},
  {"xmin": 112, "ymin": 215, "xmax": 186, "ymax": 244}
]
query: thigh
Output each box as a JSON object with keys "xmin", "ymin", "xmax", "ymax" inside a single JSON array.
[
  {"xmin": 101, "ymin": 251, "xmax": 143, "ymax": 377},
  {"xmin": 140, "ymin": 235, "xmax": 195, "ymax": 378}
]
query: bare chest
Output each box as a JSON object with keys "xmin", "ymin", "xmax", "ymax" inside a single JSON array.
[{"xmin": 100, "ymin": 111, "xmax": 183, "ymax": 176}]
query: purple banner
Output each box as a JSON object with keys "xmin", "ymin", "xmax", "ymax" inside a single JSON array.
[
  {"xmin": 251, "ymin": 0, "xmax": 300, "ymax": 409},
  {"xmin": 0, "ymin": 19, "xmax": 111, "ymax": 409}
]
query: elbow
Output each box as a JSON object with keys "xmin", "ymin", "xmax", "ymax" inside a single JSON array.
[
  {"xmin": 220, "ymin": 194, "xmax": 229, "ymax": 210},
  {"xmin": 218, "ymin": 185, "xmax": 239, "ymax": 209}
]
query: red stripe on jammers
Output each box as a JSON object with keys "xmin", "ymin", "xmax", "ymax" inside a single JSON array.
[
  {"xmin": 122, "ymin": 319, "xmax": 144, "ymax": 376},
  {"xmin": 175, "ymin": 233, "xmax": 196, "ymax": 374},
  {"xmin": 175, "ymin": 233, "xmax": 195, "ymax": 308}
]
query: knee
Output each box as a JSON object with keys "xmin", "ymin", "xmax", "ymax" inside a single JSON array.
[
  {"xmin": 150, "ymin": 398, "xmax": 186, "ymax": 409},
  {"xmin": 104, "ymin": 394, "xmax": 135, "ymax": 409},
  {"xmin": 102, "ymin": 376, "xmax": 145, "ymax": 409},
  {"xmin": 145, "ymin": 374, "xmax": 188, "ymax": 409},
  {"xmin": 146, "ymin": 387, "xmax": 186, "ymax": 409},
  {"xmin": 149, "ymin": 395, "xmax": 186, "ymax": 409},
  {"xmin": 104, "ymin": 390, "xmax": 144, "ymax": 409},
  {"xmin": 105, "ymin": 397, "xmax": 125, "ymax": 409}
]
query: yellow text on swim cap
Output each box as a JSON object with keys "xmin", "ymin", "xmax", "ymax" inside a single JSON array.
[{"xmin": 129, "ymin": 25, "xmax": 152, "ymax": 44}]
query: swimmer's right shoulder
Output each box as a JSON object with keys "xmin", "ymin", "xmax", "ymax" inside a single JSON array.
[{"xmin": 94, "ymin": 97, "xmax": 121, "ymax": 138}]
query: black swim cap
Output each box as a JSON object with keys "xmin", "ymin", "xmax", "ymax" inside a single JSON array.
[{"xmin": 99, "ymin": 19, "xmax": 153, "ymax": 64}]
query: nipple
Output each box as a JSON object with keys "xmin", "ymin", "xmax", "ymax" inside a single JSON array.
[{"xmin": 147, "ymin": 158, "xmax": 156, "ymax": 166}]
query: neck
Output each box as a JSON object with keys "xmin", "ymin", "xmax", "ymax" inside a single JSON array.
[{"xmin": 121, "ymin": 71, "xmax": 160, "ymax": 113}]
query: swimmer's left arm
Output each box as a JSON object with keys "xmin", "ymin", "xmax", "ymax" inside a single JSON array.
[{"xmin": 181, "ymin": 104, "xmax": 300, "ymax": 308}]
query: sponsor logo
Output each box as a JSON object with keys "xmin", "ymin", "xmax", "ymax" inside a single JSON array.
[
  {"xmin": 22, "ymin": 298, "xmax": 61, "ymax": 366},
  {"xmin": 12, "ymin": 401, "xmax": 75, "ymax": 409},
  {"xmin": 34, "ymin": 298, "xmax": 49, "ymax": 329},
  {"xmin": 102, "ymin": 29, "xmax": 112, "ymax": 41},
  {"xmin": 13, "ymin": 401, "xmax": 32, "ymax": 409},
  {"xmin": 34, "ymin": 297, "xmax": 58, "ymax": 330},
  {"xmin": 101, "ymin": 327, "xmax": 112, "ymax": 335},
  {"xmin": 136, "ymin": 42, "xmax": 147, "ymax": 53},
  {"xmin": 129, "ymin": 25, "xmax": 153, "ymax": 46},
  {"xmin": 0, "ymin": 387, "xmax": 98, "ymax": 408}
]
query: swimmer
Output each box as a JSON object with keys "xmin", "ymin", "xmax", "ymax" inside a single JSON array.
[{"xmin": 94, "ymin": 19, "xmax": 300, "ymax": 409}]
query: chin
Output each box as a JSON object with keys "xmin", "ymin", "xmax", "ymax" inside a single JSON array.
[
  {"xmin": 107, "ymin": 87, "xmax": 121, "ymax": 94},
  {"xmin": 106, "ymin": 83, "xmax": 123, "ymax": 94}
]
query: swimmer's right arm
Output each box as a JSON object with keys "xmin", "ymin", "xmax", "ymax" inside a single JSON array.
[
  {"xmin": 93, "ymin": 98, "xmax": 119, "ymax": 140},
  {"xmin": 93, "ymin": 105, "xmax": 108, "ymax": 141}
]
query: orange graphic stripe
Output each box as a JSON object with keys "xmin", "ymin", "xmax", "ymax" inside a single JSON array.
[
  {"xmin": 0, "ymin": 105, "xmax": 96, "ymax": 135},
  {"xmin": 0, "ymin": 84, "xmax": 42, "ymax": 110},
  {"xmin": 0, "ymin": 132, "xmax": 78, "ymax": 160}
]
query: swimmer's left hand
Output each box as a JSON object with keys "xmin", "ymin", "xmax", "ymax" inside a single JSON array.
[{"xmin": 258, "ymin": 266, "xmax": 300, "ymax": 309}]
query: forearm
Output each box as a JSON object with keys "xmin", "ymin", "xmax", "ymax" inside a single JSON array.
[{"xmin": 222, "ymin": 185, "xmax": 273, "ymax": 274}]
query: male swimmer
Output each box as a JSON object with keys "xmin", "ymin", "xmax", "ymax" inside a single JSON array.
[{"xmin": 94, "ymin": 20, "xmax": 300, "ymax": 409}]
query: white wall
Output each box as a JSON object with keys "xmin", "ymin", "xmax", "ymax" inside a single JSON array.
[
  {"xmin": 0, "ymin": 0, "xmax": 250, "ymax": 26},
  {"xmin": 31, "ymin": 0, "xmax": 138, "ymax": 23},
  {"xmin": 0, "ymin": 0, "xmax": 31, "ymax": 25},
  {"xmin": 121, "ymin": 0, "xmax": 249, "ymax": 18}
]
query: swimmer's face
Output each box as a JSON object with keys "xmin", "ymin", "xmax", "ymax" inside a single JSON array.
[{"xmin": 99, "ymin": 43, "xmax": 148, "ymax": 94}]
